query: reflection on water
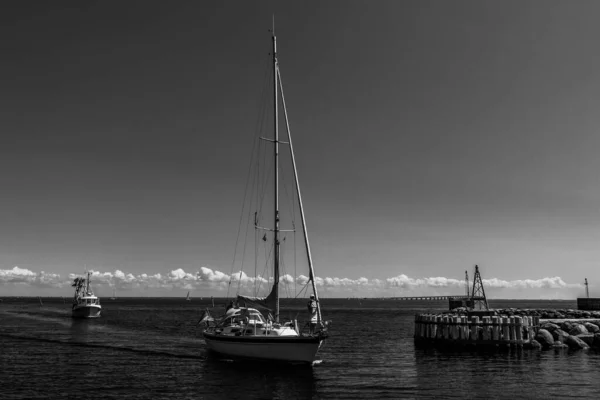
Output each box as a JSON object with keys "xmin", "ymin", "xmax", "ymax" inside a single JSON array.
[
  {"xmin": 69, "ymin": 318, "xmax": 91, "ymax": 342},
  {"xmin": 414, "ymin": 346, "xmax": 600, "ymax": 398},
  {"xmin": 200, "ymin": 355, "xmax": 317, "ymax": 399}
]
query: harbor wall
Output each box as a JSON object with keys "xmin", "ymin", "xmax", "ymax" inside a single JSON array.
[
  {"xmin": 414, "ymin": 314, "xmax": 537, "ymax": 348},
  {"xmin": 577, "ymin": 298, "xmax": 600, "ymax": 311}
]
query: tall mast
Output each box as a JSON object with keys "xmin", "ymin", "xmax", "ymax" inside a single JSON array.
[
  {"xmin": 272, "ymin": 21, "xmax": 280, "ymax": 322},
  {"xmin": 277, "ymin": 65, "xmax": 322, "ymax": 324}
]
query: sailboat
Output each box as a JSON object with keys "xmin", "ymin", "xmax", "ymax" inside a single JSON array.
[
  {"xmin": 71, "ymin": 271, "xmax": 102, "ymax": 318},
  {"xmin": 186, "ymin": 291, "xmax": 191, "ymax": 301},
  {"xmin": 202, "ymin": 27, "xmax": 329, "ymax": 364},
  {"xmin": 111, "ymin": 288, "xmax": 116, "ymax": 300}
]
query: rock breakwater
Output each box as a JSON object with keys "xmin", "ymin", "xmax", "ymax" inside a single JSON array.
[
  {"xmin": 493, "ymin": 308, "xmax": 600, "ymax": 320},
  {"xmin": 446, "ymin": 307, "xmax": 600, "ymax": 350},
  {"xmin": 535, "ymin": 320, "xmax": 600, "ymax": 350}
]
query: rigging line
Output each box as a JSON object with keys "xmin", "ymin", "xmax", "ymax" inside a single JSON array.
[
  {"xmin": 294, "ymin": 221, "xmax": 297, "ymax": 297},
  {"xmin": 288, "ymin": 158, "xmax": 297, "ymax": 297},
  {"xmin": 254, "ymin": 209, "xmax": 259, "ymax": 297},
  {"xmin": 279, "ymin": 167, "xmax": 297, "ymax": 225},
  {"xmin": 227, "ymin": 54, "xmax": 271, "ymax": 298},
  {"xmin": 255, "ymin": 56, "xmax": 273, "ymax": 212},
  {"xmin": 254, "ymin": 222, "xmax": 269, "ymax": 297},
  {"xmin": 226, "ymin": 135, "xmax": 258, "ymax": 297},
  {"xmin": 279, "ymin": 233, "xmax": 288, "ymax": 298},
  {"xmin": 234, "ymin": 137, "xmax": 262, "ymax": 295},
  {"xmin": 236, "ymin": 192, "xmax": 258, "ymax": 296},
  {"xmin": 255, "ymin": 233, "xmax": 273, "ymax": 297},
  {"xmin": 257, "ymin": 146, "xmax": 271, "ymax": 219},
  {"xmin": 254, "ymin": 62, "xmax": 273, "ymax": 235},
  {"xmin": 259, "ymin": 143, "xmax": 275, "ymax": 217},
  {"xmin": 277, "ymin": 66, "xmax": 322, "ymax": 322},
  {"xmin": 294, "ymin": 282, "xmax": 311, "ymax": 299},
  {"xmin": 278, "ymin": 170, "xmax": 297, "ymax": 250},
  {"xmin": 227, "ymin": 57, "xmax": 271, "ymax": 298}
]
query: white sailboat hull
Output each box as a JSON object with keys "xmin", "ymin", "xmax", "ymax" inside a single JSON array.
[{"xmin": 203, "ymin": 332, "xmax": 323, "ymax": 363}]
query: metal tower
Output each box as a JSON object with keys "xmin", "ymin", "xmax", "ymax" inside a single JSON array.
[{"xmin": 471, "ymin": 265, "xmax": 489, "ymax": 310}]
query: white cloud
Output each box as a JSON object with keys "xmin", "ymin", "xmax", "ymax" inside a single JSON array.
[
  {"xmin": 483, "ymin": 276, "xmax": 579, "ymax": 289},
  {"xmin": 0, "ymin": 266, "xmax": 63, "ymax": 288},
  {"xmin": 0, "ymin": 265, "xmax": 586, "ymax": 298},
  {"xmin": 197, "ymin": 266, "xmax": 229, "ymax": 282}
]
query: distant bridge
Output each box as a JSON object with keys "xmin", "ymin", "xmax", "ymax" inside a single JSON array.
[{"xmin": 391, "ymin": 295, "xmax": 470, "ymax": 301}]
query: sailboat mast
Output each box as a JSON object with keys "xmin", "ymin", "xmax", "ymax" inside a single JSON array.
[
  {"xmin": 277, "ymin": 68, "xmax": 322, "ymax": 324},
  {"xmin": 272, "ymin": 26, "xmax": 280, "ymax": 322}
]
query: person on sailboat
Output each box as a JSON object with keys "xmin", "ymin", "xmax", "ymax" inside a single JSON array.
[{"xmin": 307, "ymin": 294, "xmax": 318, "ymax": 334}]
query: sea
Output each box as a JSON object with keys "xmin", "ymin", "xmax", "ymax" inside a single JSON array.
[{"xmin": 1, "ymin": 297, "xmax": 599, "ymax": 399}]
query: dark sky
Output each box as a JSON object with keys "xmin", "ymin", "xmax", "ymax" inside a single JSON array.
[{"xmin": 1, "ymin": 1, "xmax": 600, "ymax": 297}]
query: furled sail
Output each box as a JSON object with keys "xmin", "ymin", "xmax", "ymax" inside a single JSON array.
[{"xmin": 237, "ymin": 282, "xmax": 278, "ymax": 311}]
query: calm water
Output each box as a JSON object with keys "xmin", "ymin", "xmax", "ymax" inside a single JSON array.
[{"xmin": 1, "ymin": 298, "xmax": 600, "ymax": 399}]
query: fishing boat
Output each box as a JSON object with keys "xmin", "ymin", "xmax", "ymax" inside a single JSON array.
[
  {"xmin": 71, "ymin": 271, "xmax": 101, "ymax": 318},
  {"xmin": 202, "ymin": 27, "xmax": 329, "ymax": 364}
]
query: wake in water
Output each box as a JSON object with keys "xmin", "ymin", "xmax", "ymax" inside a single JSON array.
[{"xmin": 0, "ymin": 305, "xmax": 203, "ymax": 360}]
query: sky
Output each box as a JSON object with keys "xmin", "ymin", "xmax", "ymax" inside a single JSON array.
[{"xmin": 1, "ymin": 1, "xmax": 600, "ymax": 299}]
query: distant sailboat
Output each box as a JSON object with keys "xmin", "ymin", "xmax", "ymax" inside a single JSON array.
[
  {"xmin": 111, "ymin": 288, "xmax": 117, "ymax": 300},
  {"xmin": 186, "ymin": 291, "xmax": 191, "ymax": 301}
]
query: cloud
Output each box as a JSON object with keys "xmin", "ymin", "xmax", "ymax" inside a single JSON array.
[
  {"xmin": 0, "ymin": 265, "xmax": 586, "ymax": 298},
  {"xmin": 0, "ymin": 266, "xmax": 63, "ymax": 288},
  {"xmin": 483, "ymin": 276, "xmax": 580, "ymax": 289}
]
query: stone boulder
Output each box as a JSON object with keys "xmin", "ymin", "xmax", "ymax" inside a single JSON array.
[
  {"xmin": 587, "ymin": 321, "xmax": 600, "ymax": 330},
  {"xmin": 594, "ymin": 333, "xmax": 600, "ymax": 348},
  {"xmin": 529, "ymin": 339, "xmax": 542, "ymax": 349},
  {"xmin": 584, "ymin": 322, "xmax": 600, "ymax": 334},
  {"xmin": 577, "ymin": 334, "xmax": 595, "ymax": 347},
  {"xmin": 568, "ymin": 324, "xmax": 588, "ymax": 336},
  {"xmin": 553, "ymin": 340, "xmax": 568, "ymax": 349},
  {"xmin": 535, "ymin": 329, "xmax": 554, "ymax": 349},
  {"xmin": 551, "ymin": 328, "xmax": 569, "ymax": 343},
  {"xmin": 565, "ymin": 335, "xmax": 590, "ymax": 350},
  {"xmin": 541, "ymin": 322, "xmax": 560, "ymax": 332},
  {"xmin": 561, "ymin": 321, "xmax": 573, "ymax": 332}
]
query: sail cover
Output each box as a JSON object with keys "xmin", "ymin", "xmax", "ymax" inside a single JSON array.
[{"xmin": 237, "ymin": 283, "xmax": 278, "ymax": 311}]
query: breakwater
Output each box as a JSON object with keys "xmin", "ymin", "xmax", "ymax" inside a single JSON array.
[
  {"xmin": 414, "ymin": 314, "xmax": 538, "ymax": 348},
  {"xmin": 414, "ymin": 308, "xmax": 600, "ymax": 350},
  {"xmin": 577, "ymin": 298, "xmax": 600, "ymax": 311}
]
